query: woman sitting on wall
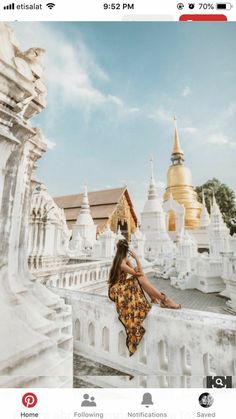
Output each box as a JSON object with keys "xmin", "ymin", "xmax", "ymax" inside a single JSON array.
[{"xmin": 108, "ymin": 239, "xmax": 181, "ymax": 356}]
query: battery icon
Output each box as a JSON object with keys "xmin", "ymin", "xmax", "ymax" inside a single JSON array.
[{"xmin": 216, "ymin": 3, "xmax": 233, "ymax": 9}]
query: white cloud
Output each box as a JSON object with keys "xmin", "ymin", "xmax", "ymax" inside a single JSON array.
[
  {"xmin": 181, "ymin": 127, "xmax": 198, "ymax": 135},
  {"xmin": 206, "ymin": 133, "xmax": 236, "ymax": 148},
  {"xmin": 181, "ymin": 86, "xmax": 191, "ymax": 97},
  {"xmin": 42, "ymin": 135, "xmax": 56, "ymax": 150},
  {"xmin": 9, "ymin": 22, "xmax": 137, "ymax": 115},
  {"xmin": 108, "ymin": 95, "xmax": 124, "ymax": 107},
  {"xmin": 10, "ymin": 23, "xmax": 107, "ymax": 107},
  {"xmin": 149, "ymin": 106, "xmax": 171, "ymax": 123},
  {"xmin": 223, "ymin": 102, "xmax": 236, "ymax": 119},
  {"xmin": 127, "ymin": 107, "xmax": 140, "ymax": 114},
  {"xmin": 108, "ymin": 95, "xmax": 139, "ymax": 115}
]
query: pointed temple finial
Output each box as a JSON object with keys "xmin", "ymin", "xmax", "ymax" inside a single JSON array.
[
  {"xmin": 81, "ymin": 184, "xmax": 89, "ymax": 211},
  {"xmin": 172, "ymin": 115, "xmax": 184, "ymax": 156},
  {"xmin": 198, "ymin": 188, "xmax": 210, "ymax": 227},
  {"xmin": 148, "ymin": 155, "xmax": 158, "ymax": 200},
  {"xmin": 211, "ymin": 190, "xmax": 221, "ymax": 215},
  {"xmin": 202, "ymin": 189, "xmax": 206, "ymax": 206},
  {"xmin": 212, "ymin": 190, "xmax": 216, "ymax": 205},
  {"xmin": 171, "ymin": 115, "xmax": 184, "ymax": 166},
  {"xmin": 150, "ymin": 154, "xmax": 155, "ymax": 184}
]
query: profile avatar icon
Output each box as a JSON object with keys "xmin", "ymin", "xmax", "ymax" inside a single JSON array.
[
  {"xmin": 141, "ymin": 392, "xmax": 153, "ymax": 407},
  {"xmin": 199, "ymin": 392, "xmax": 214, "ymax": 408},
  {"xmin": 81, "ymin": 394, "xmax": 97, "ymax": 407}
]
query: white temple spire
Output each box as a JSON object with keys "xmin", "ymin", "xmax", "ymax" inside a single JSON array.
[
  {"xmin": 172, "ymin": 115, "xmax": 184, "ymax": 159},
  {"xmin": 211, "ymin": 191, "xmax": 221, "ymax": 215},
  {"xmin": 140, "ymin": 157, "xmax": 173, "ymax": 259},
  {"xmin": 72, "ymin": 184, "xmax": 97, "ymax": 247},
  {"xmin": 209, "ymin": 191, "xmax": 230, "ymax": 256},
  {"xmin": 80, "ymin": 184, "xmax": 90, "ymax": 212},
  {"xmin": 198, "ymin": 189, "xmax": 210, "ymax": 228},
  {"xmin": 202, "ymin": 189, "xmax": 206, "ymax": 206},
  {"xmin": 148, "ymin": 156, "xmax": 158, "ymax": 201},
  {"xmin": 150, "ymin": 155, "xmax": 155, "ymax": 185}
]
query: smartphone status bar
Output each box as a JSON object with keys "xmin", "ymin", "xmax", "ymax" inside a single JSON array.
[{"xmin": 1, "ymin": 0, "xmax": 236, "ymax": 21}]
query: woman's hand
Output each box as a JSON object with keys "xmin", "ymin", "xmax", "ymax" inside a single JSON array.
[
  {"xmin": 134, "ymin": 266, "xmax": 144, "ymax": 276},
  {"xmin": 135, "ymin": 271, "xmax": 143, "ymax": 277},
  {"xmin": 129, "ymin": 250, "xmax": 138, "ymax": 261}
]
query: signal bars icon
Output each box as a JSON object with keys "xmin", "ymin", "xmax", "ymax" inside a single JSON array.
[{"xmin": 3, "ymin": 2, "xmax": 15, "ymax": 9}]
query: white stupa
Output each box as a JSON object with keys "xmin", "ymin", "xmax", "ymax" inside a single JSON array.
[
  {"xmin": 140, "ymin": 157, "xmax": 174, "ymax": 261},
  {"xmin": 131, "ymin": 226, "xmax": 152, "ymax": 272},
  {"xmin": 191, "ymin": 189, "xmax": 210, "ymax": 251},
  {"xmin": 208, "ymin": 193, "xmax": 230, "ymax": 257},
  {"xmin": 198, "ymin": 190, "xmax": 210, "ymax": 228},
  {"xmin": 98, "ymin": 225, "xmax": 116, "ymax": 259},
  {"xmin": 72, "ymin": 185, "xmax": 97, "ymax": 248}
]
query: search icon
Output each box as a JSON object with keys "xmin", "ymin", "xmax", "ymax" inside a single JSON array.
[
  {"xmin": 215, "ymin": 378, "xmax": 224, "ymax": 386},
  {"xmin": 207, "ymin": 376, "xmax": 232, "ymax": 388}
]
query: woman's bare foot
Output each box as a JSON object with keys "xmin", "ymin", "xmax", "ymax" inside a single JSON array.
[
  {"xmin": 159, "ymin": 293, "xmax": 181, "ymax": 309},
  {"xmin": 151, "ymin": 297, "xmax": 159, "ymax": 304}
]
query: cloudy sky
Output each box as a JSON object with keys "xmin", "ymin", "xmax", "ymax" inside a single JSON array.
[{"xmin": 10, "ymin": 22, "xmax": 236, "ymax": 217}]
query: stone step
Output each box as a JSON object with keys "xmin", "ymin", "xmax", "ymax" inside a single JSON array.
[
  {"xmin": 58, "ymin": 333, "xmax": 73, "ymax": 344},
  {"xmin": 58, "ymin": 333, "xmax": 73, "ymax": 351},
  {"xmin": 55, "ymin": 310, "xmax": 72, "ymax": 321},
  {"xmin": 36, "ymin": 321, "xmax": 61, "ymax": 339},
  {"xmin": 0, "ymin": 348, "xmax": 72, "ymax": 388},
  {"xmin": 45, "ymin": 304, "xmax": 71, "ymax": 321},
  {"xmin": 0, "ymin": 330, "xmax": 54, "ymax": 376},
  {"xmin": 0, "ymin": 340, "xmax": 55, "ymax": 379},
  {"xmin": 223, "ymin": 307, "xmax": 236, "ymax": 315}
]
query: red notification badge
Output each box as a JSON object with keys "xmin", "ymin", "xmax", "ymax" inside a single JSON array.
[{"xmin": 180, "ymin": 14, "xmax": 227, "ymax": 21}]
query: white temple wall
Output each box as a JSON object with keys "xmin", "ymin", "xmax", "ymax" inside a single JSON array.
[
  {"xmin": 28, "ymin": 185, "xmax": 71, "ymax": 269},
  {"xmin": 53, "ymin": 289, "xmax": 236, "ymax": 387},
  {"xmin": 191, "ymin": 229, "xmax": 209, "ymax": 250},
  {"xmin": 141, "ymin": 212, "xmax": 166, "ymax": 232},
  {"xmin": 230, "ymin": 235, "xmax": 236, "ymax": 254},
  {"xmin": 225, "ymin": 256, "xmax": 236, "ymax": 313}
]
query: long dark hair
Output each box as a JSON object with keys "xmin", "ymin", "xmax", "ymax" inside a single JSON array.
[{"xmin": 108, "ymin": 239, "xmax": 129, "ymax": 285}]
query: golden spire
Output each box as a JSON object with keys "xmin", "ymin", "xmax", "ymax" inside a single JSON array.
[
  {"xmin": 164, "ymin": 115, "xmax": 202, "ymax": 230},
  {"xmin": 172, "ymin": 116, "xmax": 184, "ymax": 156}
]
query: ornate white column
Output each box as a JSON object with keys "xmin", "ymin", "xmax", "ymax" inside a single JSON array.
[{"xmin": 0, "ymin": 23, "xmax": 72, "ymax": 387}]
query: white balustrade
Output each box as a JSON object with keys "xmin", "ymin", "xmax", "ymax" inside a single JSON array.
[
  {"xmin": 35, "ymin": 260, "xmax": 111, "ymax": 290},
  {"xmin": 52, "ymin": 288, "xmax": 236, "ymax": 388}
]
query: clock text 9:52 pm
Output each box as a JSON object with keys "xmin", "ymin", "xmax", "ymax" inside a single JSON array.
[{"xmin": 103, "ymin": 3, "xmax": 135, "ymax": 10}]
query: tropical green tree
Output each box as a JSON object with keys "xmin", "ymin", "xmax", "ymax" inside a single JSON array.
[{"xmin": 195, "ymin": 178, "xmax": 236, "ymax": 235}]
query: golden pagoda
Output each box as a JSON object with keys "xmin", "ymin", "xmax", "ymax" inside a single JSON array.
[{"xmin": 163, "ymin": 116, "xmax": 202, "ymax": 230}]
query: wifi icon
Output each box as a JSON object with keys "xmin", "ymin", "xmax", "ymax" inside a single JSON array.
[{"xmin": 46, "ymin": 2, "xmax": 55, "ymax": 9}]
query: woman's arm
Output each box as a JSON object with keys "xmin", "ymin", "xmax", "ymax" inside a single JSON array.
[
  {"xmin": 120, "ymin": 260, "xmax": 143, "ymax": 277},
  {"xmin": 128, "ymin": 251, "xmax": 144, "ymax": 274},
  {"xmin": 126, "ymin": 258, "xmax": 135, "ymax": 270}
]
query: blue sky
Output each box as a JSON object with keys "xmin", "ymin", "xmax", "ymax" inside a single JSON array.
[{"xmin": 10, "ymin": 22, "xmax": 236, "ymax": 216}]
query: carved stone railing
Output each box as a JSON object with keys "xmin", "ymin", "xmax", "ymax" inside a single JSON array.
[
  {"xmin": 33, "ymin": 260, "xmax": 111, "ymax": 290},
  {"xmin": 52, "ymin": 288, "xmax": 236, "ymax": 388}
]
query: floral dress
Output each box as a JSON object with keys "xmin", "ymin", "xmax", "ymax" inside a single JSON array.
[{"xmin": 108, "ymin": 272, "xmax": 152, "ymax": 356}]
